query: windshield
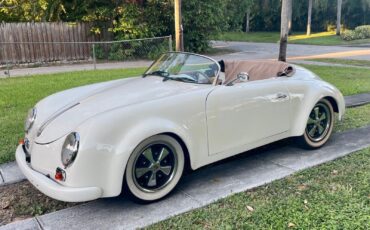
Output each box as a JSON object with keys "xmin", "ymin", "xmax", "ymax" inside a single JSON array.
[{"xmin": 144, "ymin": 52, "xmax": 220, "ymax": 84}]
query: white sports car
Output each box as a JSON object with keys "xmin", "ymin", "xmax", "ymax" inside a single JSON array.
[{"xmin": 16, "ymin": 52, "xmax": 345, "ymax": 202}]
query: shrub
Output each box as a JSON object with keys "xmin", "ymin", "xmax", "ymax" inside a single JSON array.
[
  {"xmin": 354, "ymin": 25, "xmax": 370, "ymax": 39},
  {"xmin": 341, "ymin": 30, "xmax": 357, "ymax": 41},
  {"xmin": 341, "ymin": 25, "xmax": 370, "ymax": 41}
]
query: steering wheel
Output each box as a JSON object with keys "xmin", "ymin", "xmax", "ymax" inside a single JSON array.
[{"xmin": 191, "ymin": 71, "xmax": 211, "ymax": 84}]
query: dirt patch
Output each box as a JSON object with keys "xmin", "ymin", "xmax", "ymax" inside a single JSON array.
[{"xmin": 0, "ymin": 181, "xmax": 78, "ymax": 226}]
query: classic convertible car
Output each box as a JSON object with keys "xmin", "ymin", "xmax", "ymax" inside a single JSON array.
[{"xmin": 16, "ymin": 52, "xmax": 345, "ymax": 202}]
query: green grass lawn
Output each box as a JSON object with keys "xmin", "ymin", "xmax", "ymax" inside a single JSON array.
[
  {"xmin": 149, "ymin": 146, "xmax": 370, "ymax": 229},
  {"xmin": 215, "ymin": 32, "xmax": 280, "ymax": 43},
  {"xmin": 334, "ymin": 104, "xmax": 370, "ymax": 132},
  {"xmin": 0, "ymin": 68, "xmax": 146, "ymax": 164},
  {"xmin": 214, "ymin": 31, "xmax": 370, "ymax": 46},
  {"xmin": 0, "ymin": 65, "xmax": 370, "ymax": 164},
  {"xmin": 308, "ymin": 58, "xmax": 370, "ymax": 67},
  {"xmin": 302, "ymin": 65, "xmax": 370, "ymax": 96}
]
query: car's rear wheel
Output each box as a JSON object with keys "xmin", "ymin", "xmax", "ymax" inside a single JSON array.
[
  {"xmin": 124, "ymin": 135, "xmax": 184, "ymax": 202},
  {"xmin": 299, "ymin": 99, "xmax": 334, "ymax": 149}
]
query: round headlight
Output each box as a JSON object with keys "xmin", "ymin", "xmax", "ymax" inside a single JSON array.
[
  {"xmin": 24, "ymin": 108, "xmax": 37, "ymax": 132},
  {"xmin": 61, "ymin": 132, "xmax": 80, "ymax": 168}
]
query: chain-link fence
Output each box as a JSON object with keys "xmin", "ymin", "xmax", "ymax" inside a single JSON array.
[{"xmin": 0, "ymin": 35, "xmax": 172, "ymax": 77}]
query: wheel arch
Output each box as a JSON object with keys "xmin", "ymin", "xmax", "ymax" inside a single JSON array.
[
  {"xmin": 324, "ymin": 96, "xmax": 339, "ymax": 113},
  {"xmin": 162, "ymin": 132, "xmax": 191, "ymax": 172},
  {"xmin": 111, "ymin": 118, "xmax": 195, "ymax": 195},
  {"xmin": 290, "ymin": 95, "xmax": 339, "ymax": 137}
]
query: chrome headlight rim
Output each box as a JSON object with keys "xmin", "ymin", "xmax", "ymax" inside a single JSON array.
[
  {"xmin": 24, "ymin": 107, "xmax": 37, "ymax": 132},
  {"xmin": 61, "ymin": 132, "xmax": 80, "ymax": 168}
]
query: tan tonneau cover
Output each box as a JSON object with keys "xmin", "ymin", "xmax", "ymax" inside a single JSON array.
[{"xmin": 223, "ymin": 60, "xmax": 294, "ymax": 84}]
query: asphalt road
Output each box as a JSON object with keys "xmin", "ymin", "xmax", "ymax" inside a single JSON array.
[
  {"xmin": 211, "ymin": 41, "xmax": 370, "ymax": 61},
  {"xmin": 1, "ymin": 41, "xmax": 369, "ymax": 78}
]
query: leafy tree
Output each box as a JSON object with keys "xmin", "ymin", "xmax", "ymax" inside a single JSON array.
[
  {"xmin": 0, "ymin": 0, "xmax": 48, "ymax": 22},
  {"xmin": 182, "ymin": 0, "xmax": 227, "ymax": 52},
  {"xmin": 1, "ymin": 0, "xmax": 370, "ymax": 52}
]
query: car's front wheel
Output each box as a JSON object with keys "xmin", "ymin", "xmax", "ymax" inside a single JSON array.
[
  {"xmin": 299, "ymin": 99, "xmax": 334, "ymax": 149},
  {"xmin": 124, "ymin": 135, "xmax": 185, "ymax": 202}
]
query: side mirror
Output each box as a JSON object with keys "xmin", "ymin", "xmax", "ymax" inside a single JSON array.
[{"xmin": 226, "ymin": 72, "xmax": 249, "ymax": 86}]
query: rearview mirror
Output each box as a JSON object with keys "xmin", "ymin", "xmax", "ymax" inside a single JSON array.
[{"xmin": 226, "ymin": 72, "xmax": 249, "ymax": 86}]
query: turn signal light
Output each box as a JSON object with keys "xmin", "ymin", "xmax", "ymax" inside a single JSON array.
[
  {"xmin": 55, "ymin": 168, "xmax": 66, "ymax": 181},
  {"xmin": 19, "ymin": 138, "xmax": 25, "ymax": 145}
]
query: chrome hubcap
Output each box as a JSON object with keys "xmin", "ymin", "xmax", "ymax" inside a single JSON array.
[
  {"xmin": 306, "ymin": 103, "xmax": 331, "ymax": 142},
  {"xmin": 133, "ymin": 143, "xmax": 177, "ymax": 192}
]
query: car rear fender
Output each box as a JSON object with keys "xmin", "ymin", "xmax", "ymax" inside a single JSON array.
[{"xmin": 288, "ymin": 80, "xmax": 345, "ymax": 137}]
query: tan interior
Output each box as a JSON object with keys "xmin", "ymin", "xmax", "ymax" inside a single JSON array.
[{"xmin": 223, "ymin": 60, "xmax": 295, "ymax": 85}]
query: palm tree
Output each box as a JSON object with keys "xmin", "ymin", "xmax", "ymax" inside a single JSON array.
[
  {"xmin": 336, "ymin": 0, "xmax": 342, "ymax": 35},
  {"xmin": 278, "ymin": 0, "xmax": 291, "ymax": 62},
  {"xmin": 307, "ymin": 0, "xmax": 313, "ymax": 36}
]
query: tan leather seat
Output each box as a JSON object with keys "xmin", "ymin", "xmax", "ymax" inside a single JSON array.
[{"xmin": 223, "ymin": 60, "xmax": 295, "ymax": 85}]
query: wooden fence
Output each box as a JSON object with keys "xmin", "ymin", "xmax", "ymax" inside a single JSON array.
[{"xmin": 0, "ymin": 22, "xmax": 111, "ymax": 64}]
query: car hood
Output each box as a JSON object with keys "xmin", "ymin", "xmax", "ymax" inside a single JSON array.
[{"xmin": 32, "ymin": 76, "xmax": 210, "ymax": 143}]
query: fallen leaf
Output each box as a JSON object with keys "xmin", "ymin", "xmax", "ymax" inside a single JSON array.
[
  {"xmin": 246, "ymin": 205, "xmax": 254, "ymax": 212},
  {"xmin": 1, "ymin": 200, "xmax": 10, "ymax": 209},
  {"xmin": 297, "ymin": 184, "xmax": 308, "ymax": 191},
  {"xmin": 288, "ymin": 222, "xmax": 296, "ymax": 228}
]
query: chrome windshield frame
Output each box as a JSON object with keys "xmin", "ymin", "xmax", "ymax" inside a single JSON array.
[{"xmin": 143, "ymin": 51, "xmax": 221, "ymax": 86}]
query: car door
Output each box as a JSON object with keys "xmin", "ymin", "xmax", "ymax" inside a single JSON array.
[{"xmin": 206, "ymin": 78, "xmax": 290, "ymax": 156}]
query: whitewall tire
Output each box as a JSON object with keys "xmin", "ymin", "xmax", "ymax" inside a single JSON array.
[
  {"xmin": 124, "ymin": 135, "xmax": 185, "ymax": 202},
  {"xmin": 299, "ymin": 99, "xmax": 334, "ymax": 149}
]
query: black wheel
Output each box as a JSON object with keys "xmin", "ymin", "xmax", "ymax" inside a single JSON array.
[
  {"xmin": 124, "ymin": 135, "xmax": 184, "ymax": 202},
  {"xmin": 299, "ymin": 99, "xmax": 334, "ymax": 149}
]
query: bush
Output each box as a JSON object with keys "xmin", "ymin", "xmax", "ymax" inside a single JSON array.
[
  {"xmin": 341, "ymin": 30, "xmax": 357, "ymax": 41},
  {"xmin": 354, "ymin": 25, "xmax": 370, "ymax": 39},
  {"xmin": 341, "ymin": 25, "xmax": 370, "ymax": 41}
]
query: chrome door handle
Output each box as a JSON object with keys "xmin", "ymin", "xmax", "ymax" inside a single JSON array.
[{"xmin": 276, "ymin": 93, "xmax": 288, "ymax": 99}]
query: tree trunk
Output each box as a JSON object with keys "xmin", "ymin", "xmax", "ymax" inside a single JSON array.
[
  {"xmin": 307, "ymin": 0, "xmax": 312, "ymax": 36},
  {"xmin": 279, "ymin": 0, "xmax": 291, "ymax": 62},
  {"xmin": 288, "ymin": 1, "xmax": 293, "ymax": 35},
  {"xmin": 245, "ymin": 8, "xmax": 250, "ymax": 33},
  {"xmin": 174, "ymin": 0, "xmax": 184, "ymax": 51},
  {"xmin": 336, "ymin": 0, "xmax": 342, "ymax": 35}
]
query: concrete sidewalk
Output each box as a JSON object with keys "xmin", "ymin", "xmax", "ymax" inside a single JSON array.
[
  {"xmin": 289, "ymin": 59, "xmax": 370, "ymax": 69},
  {"xmin": 0, "ymin": 60, "xmax": 151, "ymax": 78},
  {"xmin": 2, "ymin": 125, "xmax": 370, "ymax": 230},
  {"xmin": 1, "ymin": 93, "xmax": 369, "ymax": 187},
  {"xmin": 0, "ymin": 162, "xmax": 24, "ymax": 186},
  {"xmin": 344, "ymin": 93, "xmax": 370, "ymax": 107}
]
